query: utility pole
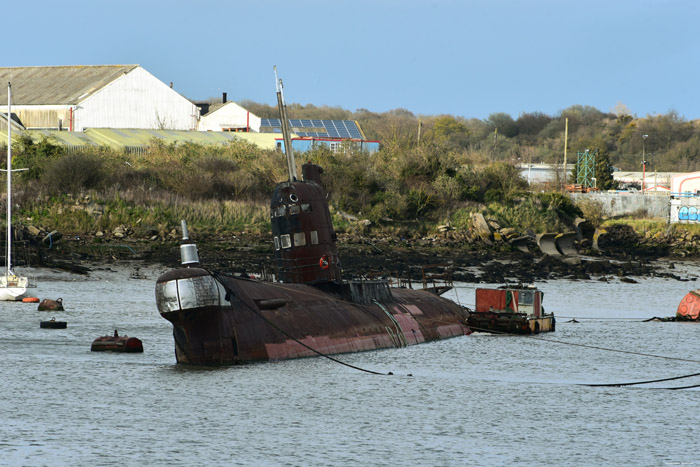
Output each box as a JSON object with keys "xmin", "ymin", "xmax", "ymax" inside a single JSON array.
[
  {"xmin": 642, "ymin": 134, "xmax": 648, "ymax": 193},
  {"xmin": 562, "ymin": 118, "xmax": 568, "ymax": 188},
  {"xmin": 492, "ymin": 127, "xmax": 498, "ymax": 161}
]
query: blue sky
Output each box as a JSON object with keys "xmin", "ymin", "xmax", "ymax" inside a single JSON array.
[{"xmin": 6, "ymin": 0, "xmax": 700, "ymax": 120}]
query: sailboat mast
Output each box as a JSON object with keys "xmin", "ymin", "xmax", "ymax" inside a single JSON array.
[{"xmin": 6, "ymin": 82, "xmax": 12, "ymax": 275}]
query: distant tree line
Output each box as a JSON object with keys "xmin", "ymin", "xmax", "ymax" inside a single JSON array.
[
  {"xmin": 4, "ymin": 100, "xmax": 698, "ymax": 238},
  {"xmin": 238, "ymin": 99, "xmax": 700, "ymax": 175}
]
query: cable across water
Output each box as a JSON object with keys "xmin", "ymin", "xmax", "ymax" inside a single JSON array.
[{"xmin": 469, "ymin": 324, "xmax": 700, "ymax": 390}]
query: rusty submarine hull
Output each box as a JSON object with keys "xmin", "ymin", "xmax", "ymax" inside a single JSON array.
[
  {"xmin": 156, "ymin": 267, "xmax": 470, "ymax": 365},
  {"xmin": 155, "ymin": 73, "xmax": 471, "ymax": 365},
  {"xmin": 155, "ymin": 161, "xmax": 472, "ymax": 365}
]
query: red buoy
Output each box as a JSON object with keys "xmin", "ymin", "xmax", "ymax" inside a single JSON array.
[
  {"xmin": 677, "ymin": 290, "xmax": 700, "ymax": 320},
  {"xmin": 91, "ymin": 330, "xmax": 144, "ymax": 352}
]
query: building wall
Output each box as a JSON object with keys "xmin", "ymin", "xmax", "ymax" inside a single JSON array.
[
  {"xmin": 518, "ymin": 164, "xmax": 575, "ymax": 184},
  {"xmin": 670, "ymin": 171, "xmax": 700, "ymax": 196},
  {"xmin": 570, "ymin": 192, "xmax": 670, "ymax": 219},
  {"xmin": 614, "ymin": 171, "xmax": 674, "ymax": 188},
  {"xmin": 1, "ymin": 105, "xmax": 71, "ymax": 130},
  {"xmin": 198, "ymin": 102, "xmax": 262, "ymax": 132},
  {"xmin": 670, "ymin": 198, "xmax": 700, "ymax": 223},
  {"xmin": 276, "ymin": 138, "xmax": 380, "ymax": 154},
  {"xmin": 74, "ymin": 67, "xmax": 198, "ymax": 131}
]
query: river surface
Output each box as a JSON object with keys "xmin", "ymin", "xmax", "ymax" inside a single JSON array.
[{"xmin": 1, "ymin": 261, "xmax": 699, "ymax": 466}]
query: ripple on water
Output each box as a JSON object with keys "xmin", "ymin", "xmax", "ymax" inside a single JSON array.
[{"xmin": 1, "ymin": 265, "xmax": 699, "ymax": 465}]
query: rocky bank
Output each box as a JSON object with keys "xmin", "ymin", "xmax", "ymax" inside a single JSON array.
[{"xmin": 17, "ymin": 221, "xmax": 699, "ymax": 285}]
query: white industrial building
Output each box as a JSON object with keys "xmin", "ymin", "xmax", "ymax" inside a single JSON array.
[
  {"xmin": 669, "ymin": 171, "xmax": 700, "ymax": 223},
  {"xmin": 198, "ymin": 100, "xmax": 261, "ymax": 132},
  {"xmin": 0, "ymin": 65, "xmax": 199, "ymax": 131}
]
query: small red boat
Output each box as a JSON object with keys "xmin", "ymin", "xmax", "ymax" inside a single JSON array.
[
  {"xmin": 467, "ymin": 285, "xmax": 555, "ymax": 334},
  {"xmin": 91, "ymin": 330, "xmax": 143, "ymax": 352}
]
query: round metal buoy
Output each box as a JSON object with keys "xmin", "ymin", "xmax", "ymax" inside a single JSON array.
[
  {"xmin": 38, "ymin": 298, "xmax": 64, "ymax": 312},
  {"xmin": 40, "ymin": 319, "xmax": 67, "ymax": 329}
]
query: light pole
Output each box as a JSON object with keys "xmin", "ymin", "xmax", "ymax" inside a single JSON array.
[{"xmin": 642, "ymin": 134, "xmax": 648, "ymax": 192}]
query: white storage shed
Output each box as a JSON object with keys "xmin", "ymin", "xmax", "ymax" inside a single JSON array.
[
  {"xmin": 198, "ymin": 101, "xmax": 261, "ymax": 132},
  {"xmin": 0, "ymin": 65, "xmax": 199, "ymax": 131}
]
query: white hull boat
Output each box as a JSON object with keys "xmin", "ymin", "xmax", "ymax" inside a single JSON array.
[
  {"xmin": 0, "ymin": 273, "xmax": 28, "ymax": 300},
  {"xmin": 1, "ymin": 82, "xmax": 33, "ymax": 301}
]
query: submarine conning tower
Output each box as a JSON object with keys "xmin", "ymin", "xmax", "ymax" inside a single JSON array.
[{"xmin": 270, "ymin": 162, "xmax": 342, "ymax": 284}]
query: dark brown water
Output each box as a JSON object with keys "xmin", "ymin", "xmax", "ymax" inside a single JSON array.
[{"xmin": 1, "ymin": 262, "xmax": 699, "ymax": 466}]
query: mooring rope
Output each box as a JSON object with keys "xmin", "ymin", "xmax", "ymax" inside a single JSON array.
[
  {"xmin": 469, "ymin": 324, "xmax": 700, "ymax": 389},
  {"xmin": 662, "ymin": 382, "xmax": 700, "ymax": 390},
  {"xmin": 211, "ymin": 272, "xmax": 391, "ymax": 376},
  {"xmin": 582, "ymin": 372, "xmax": 700, "ymax": 387},
  {"xmin": 556, "ymin": 316, "xmax": 655, "ymax": 321},
  {"xmin": 469, "ymin": 325, "xmax": 700, "ymax": 364},
  {"xmin": 244, "ymin": 301, "xmax": 390, "ymax": 376},
  {"xmin": 208, "ymin": 271, "xmax": 695, "ymax": 385}
]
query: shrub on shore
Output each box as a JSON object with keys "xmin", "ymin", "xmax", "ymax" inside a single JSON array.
[{"xmin": 4, "ymin": 136, "xmax": 585, "ymax": 242}]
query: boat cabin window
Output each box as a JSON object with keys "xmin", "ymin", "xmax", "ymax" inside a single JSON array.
[
  {"xmin": 310, "ymin": 231, "xmax": 318, "ymax": 245},
  {"xmin": 274, "ymin": 236, "xmax": 280, "ymax": 250},
  {"xmin": 289, "ymin": 205, "xmax": 301, "ymax": 215},
  {"xmin": 294, "ymin": 232, "xmax": 306, "ymax": 247},
  {"xmin": 519, "ymin": 290, "xmax": 534, "ymax": 305},
  {"xmin": 301, "ymin": 203, "xmax": 312, "ymax": 213},
  {"xmin": 280, "ymin": 234, "xmax": 292, "ymax": 249}
]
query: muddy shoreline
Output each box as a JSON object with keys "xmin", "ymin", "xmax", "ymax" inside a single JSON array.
[{"xmin": 34, "ymin": 231, "xmax": 698, "ymax": 285}]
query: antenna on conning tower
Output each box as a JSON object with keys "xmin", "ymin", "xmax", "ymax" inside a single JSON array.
[{"xmin": 274, "ymin": 66, "xmax": 297, "ymax": 183}]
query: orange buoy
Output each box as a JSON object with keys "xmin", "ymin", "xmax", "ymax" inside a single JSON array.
[
  {"xmin": 676, "ymin": 290, "xmax": 700, "ymax": 320},
  {"xmin": 22, "ymin": 297, "xmax": 40, "ymax": 303}
]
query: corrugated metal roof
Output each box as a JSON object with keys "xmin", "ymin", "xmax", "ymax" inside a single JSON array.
[
  {"xmin": 0, "ymin": 113, "xmax": 25, "ymax": 131},
  {"xmin": 16, "ymin": 129, "xmax": 286, "ymax": 151},
  {"xmin": 0, "ymin": 65, "xmax": 139, "ymax": 106},
  {"xmin": 22, "ymin": 130, "xmax": 101, "ymax": 147}
]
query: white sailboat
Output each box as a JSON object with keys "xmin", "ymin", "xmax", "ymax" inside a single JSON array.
[{"xmin": 0, "ymin": 82, "xmax": 32, "ymax": 301}]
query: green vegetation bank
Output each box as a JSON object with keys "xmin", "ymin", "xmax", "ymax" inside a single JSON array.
[{"xmin": 4, "ymin": 103, "xmax": 700, "ymax": 270}]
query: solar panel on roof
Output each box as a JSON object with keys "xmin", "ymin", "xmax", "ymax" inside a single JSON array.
[
  {"xmin": 260, "ymin": 118, "xmax": 362, "ymax": 139},
  {"xmin": 261, "ymin": 118, "xmax": 281, "ymax": 126}
]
